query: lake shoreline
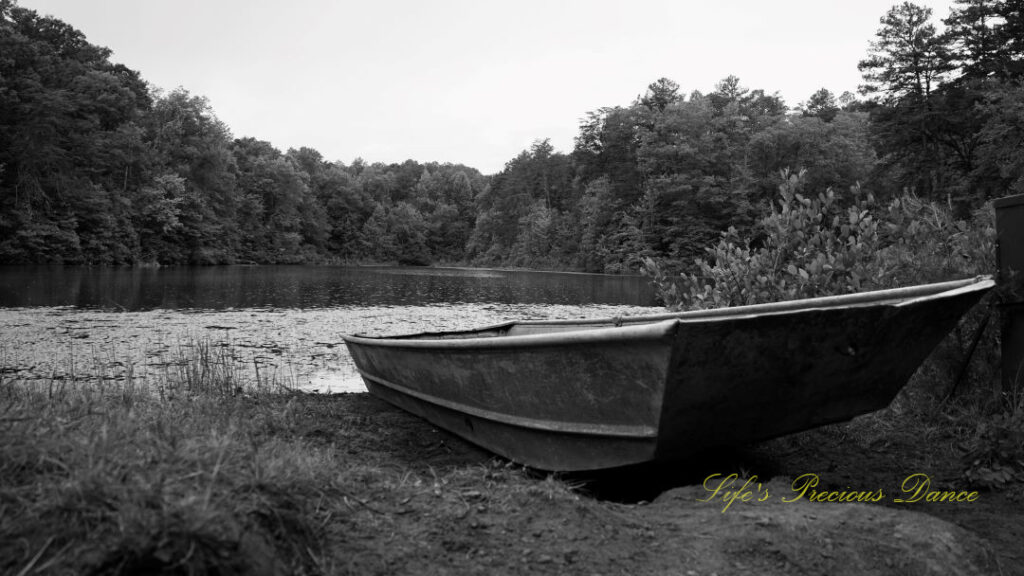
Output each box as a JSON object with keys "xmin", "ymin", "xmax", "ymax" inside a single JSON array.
[
  {"xmin": 0, "ymin": 303, "xmax": 656, "ymax": 395},
  {"xmin": 2, "ymin": 275, "xmax": 1020, "ymax": 574},
  {"xmin": 2, "ymin": 379, "xmax": 1018, "ymax": 575}
]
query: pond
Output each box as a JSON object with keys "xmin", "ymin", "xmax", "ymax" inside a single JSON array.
[
  {"xmin": 0, "ymin": 265, "xmax": 660, "ymax": 392},
  {"xmin": 0, "ymin": 265, "xmax": 657, "ymax": 309}
]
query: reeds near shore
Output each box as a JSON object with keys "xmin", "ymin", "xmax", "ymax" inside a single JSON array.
[
  {"xmin": 0, "ymin": 340, "xmax": 573, "ymax": 575},
  {"xmin": 1, "ymin": 342, "xmax": 319, "ymax": 574}
]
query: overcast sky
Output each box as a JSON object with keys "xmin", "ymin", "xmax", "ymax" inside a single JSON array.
[{"xmin": 21, "ymin": 0, "xmax": 956, "ymax": 174}]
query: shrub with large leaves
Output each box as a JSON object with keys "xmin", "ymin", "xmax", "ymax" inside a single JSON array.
[{"xmin": 647, "ymin": 169, "xmax": 995, "ymax": 310}]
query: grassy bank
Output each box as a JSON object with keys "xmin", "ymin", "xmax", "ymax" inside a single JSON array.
[
  {"xmin": 0, "ymin": 351, "xmax": 581, "ymax": 575},
  {"xmin": 2, "ymin": 340, "xmax": 1021, "ymax": 575},
  {"xmin": 3, "ymin": 374, "xmax": 327, "ymax": 574}
]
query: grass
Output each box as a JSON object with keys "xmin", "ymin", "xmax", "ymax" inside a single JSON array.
[
  {"xmin": 0, "ymin": 339, "xmax": 578, "ymax": 576},
  {"xmin": 2, "ymin": 370, "xmax": 318, "ymax": 574}
]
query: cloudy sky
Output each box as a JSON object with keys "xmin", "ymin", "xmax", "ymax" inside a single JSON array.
[{"xmin": 21, "ymin": 0, "xmax": 956, "ymax": 174}]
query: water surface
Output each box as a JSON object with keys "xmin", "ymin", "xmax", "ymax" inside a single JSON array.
[
  {"xmin": 0, "ymin": 265, "xmax": 656, "ymax": 310},
  {"xmin": 0, "ymin": 265, "xmax": 660, "ymax": 393}
]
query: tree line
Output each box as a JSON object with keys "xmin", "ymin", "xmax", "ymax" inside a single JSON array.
[
  {"xmin": 474, "ymin": 0, "xmax": 1024, "ymax": 273},
  {"xmin": 0, "ymin": 1, "xmax": 484, "ymax": 265},
  {"xmin": 1, "ymin": 0, "xmax": 1021, "ymax": 270}
]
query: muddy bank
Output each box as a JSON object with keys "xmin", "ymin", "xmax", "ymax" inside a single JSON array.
[
  {"xmin": 2, "ymin": 383, "xmax": 1017, "ymax": 575},
  {"xmin": 289, "ymin": 393, "xmax": 1017, "ymax": 575}
]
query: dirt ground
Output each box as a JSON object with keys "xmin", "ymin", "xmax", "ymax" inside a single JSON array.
[{"xmin": 314, "ymin": 393, "xmax": 1021, "ymax": 576}]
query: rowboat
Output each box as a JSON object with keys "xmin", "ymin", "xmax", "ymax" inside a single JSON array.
[{"xmin": 342, "ymin": 276, "xmax": 993, "ymax": 471}]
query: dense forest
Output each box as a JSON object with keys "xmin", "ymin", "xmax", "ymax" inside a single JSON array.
[{"xmin": 1, "ymin": 0, "xmax": 1022, "ymax": 271}]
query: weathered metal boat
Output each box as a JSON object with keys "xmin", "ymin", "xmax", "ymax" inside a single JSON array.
[{"xmin": 342, "ymin": 276, "xmax": 993, "ymax": 471}]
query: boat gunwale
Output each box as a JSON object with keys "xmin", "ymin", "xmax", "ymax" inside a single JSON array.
[
  {"xmin": 343, "ymin": 318, "xmax": 680, "ymax": 349},
  {"xmin": 341, "ymin": 276, "xmax": 993, "ymax": 350},
  {"xmin": 517, "ymin": 275, "xmax": 993, "ymax": 325},
  {"xmin": 895, "ymin": 276, "xmax": 995, "ymax": 307}
]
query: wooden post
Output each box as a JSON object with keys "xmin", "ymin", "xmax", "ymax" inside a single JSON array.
[{"xmin": 994, "ymin": 194, "xmax": 1024, "ymax": 392}]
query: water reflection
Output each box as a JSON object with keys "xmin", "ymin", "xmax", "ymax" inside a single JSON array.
[{"xmin": 0, "ymin": 265, "xmax": 657, "ymax": 310}]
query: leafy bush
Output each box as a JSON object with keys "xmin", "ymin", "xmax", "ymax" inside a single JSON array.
[
  {"xmin": 645, "ymin": 169, "xmax": 995, "ymax": 310},
  {"xmin": 645, "ymin": 167, "xmax": 1003, "ymax": 407}
]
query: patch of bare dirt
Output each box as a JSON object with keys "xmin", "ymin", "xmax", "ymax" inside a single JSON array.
[{"xmin": 314, "ymin": 393, "xmax": 1016, "ymax": 575}]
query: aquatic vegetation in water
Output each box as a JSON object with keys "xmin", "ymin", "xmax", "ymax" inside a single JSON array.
[{"xmin": 0, "ymin": 303, "xmax": 655, "ymax": 394}]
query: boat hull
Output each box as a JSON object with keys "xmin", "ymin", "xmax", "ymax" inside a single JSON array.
[
  {"xmin": 655, "ymin": 290, "xmax": 979, "ymax": 461},
  {"xmin": 347, "ymin": 322, "xmax": 676, "ymax": 470},
  {"xmin": 343, "ymin": 277, "xmax": 993, "ymax": 471}
]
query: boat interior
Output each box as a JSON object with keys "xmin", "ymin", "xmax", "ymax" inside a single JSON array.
[{"xmin": 370, "ymin": 277, "xmax": 991, "ymax": 341}]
